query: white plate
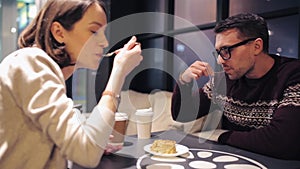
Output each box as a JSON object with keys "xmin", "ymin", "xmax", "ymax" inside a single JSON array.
[{"xmin": 144, "ymin": 144, "xmax": 189, "ymax": 157}]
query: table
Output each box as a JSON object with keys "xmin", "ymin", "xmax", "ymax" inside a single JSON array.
[{"xmin": 72, "ymin": 130, "xmax": 300, "ymax": 169}]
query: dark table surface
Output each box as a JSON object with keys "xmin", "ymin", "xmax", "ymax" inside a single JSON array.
[{"xmin": 72, "ymin": 130, "xmax": 300, "ymax": 169}]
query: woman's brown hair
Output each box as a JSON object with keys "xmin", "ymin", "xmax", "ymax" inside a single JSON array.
[{"xmin": 18, "ymin": 0, "xmax": 106, "ymax": 68}]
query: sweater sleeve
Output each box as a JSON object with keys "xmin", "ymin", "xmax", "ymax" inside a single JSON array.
[
  {"xmin": 171, "ymin": 81, "xmax": 211, "ymax": 122},
  {"xmin": 9, "ymin": 48, "xmax": 114, "ymax": 167}
]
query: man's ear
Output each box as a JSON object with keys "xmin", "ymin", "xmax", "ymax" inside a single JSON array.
[
  {"xmin": 51, "ymin": 21, "xmax": 65, "ymax": 44},
  {"xmin": 253, "ymin": 38, "xmax": 263, "ymax": 55}
]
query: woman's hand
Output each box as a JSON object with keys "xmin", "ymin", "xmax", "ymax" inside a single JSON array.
[
  {"xmin": 112, "ymin": 36, "xmax": 143, "ymax": 77},
  {"xmin": 103, "ymin": 36, "xmax": 143, "ymax": 99},
  {"xmin": 104, "ymin": 135, "xmax": 123, "ymax": 155}
]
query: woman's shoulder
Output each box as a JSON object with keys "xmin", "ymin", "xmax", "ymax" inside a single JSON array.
[
  {"xmin": 1, "ymin": 47, "xmax": 62, "ymax": 76},
  {"xmin": 17, "ymin": 47, "xmax": 49, "ymax": 60},
  {"xmin": 4, "ymin": 47, "xmax": 58, "ymax": 67},
  {"xmin": 3, "ymin": 47, "xmax": 47, "ymax": 62}
]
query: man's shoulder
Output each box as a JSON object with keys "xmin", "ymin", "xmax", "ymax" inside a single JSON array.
[
  {"xmin": 272, "ymin": 55, "xmax": 300, "ymax": 86},
  {"xmin": 272, "ymin": 54, "xmax": 300, "ymax": 64},
  {"xmin": 272, "ymin": 54, "xmax": 300, "ymax": 71}
]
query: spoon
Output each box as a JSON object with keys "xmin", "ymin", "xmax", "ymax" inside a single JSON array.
[{"xmin": 103, "ymin": 42, "xmax": 141, "ymax": 57}]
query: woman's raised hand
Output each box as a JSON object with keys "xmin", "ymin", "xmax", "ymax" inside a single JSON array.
[{"xmin": 112, "ymin": 36, "xmax": 143, "ymax": 77}]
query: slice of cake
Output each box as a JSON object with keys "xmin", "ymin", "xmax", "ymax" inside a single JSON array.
[{"xmin": 150, "ymin": 139, "xmax": 177, "ymax": 154}]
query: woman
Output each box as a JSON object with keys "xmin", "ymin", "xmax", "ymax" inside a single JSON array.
[{"xmin": 0, "ymin": 0, "xmax": 142, "ymax": 168}]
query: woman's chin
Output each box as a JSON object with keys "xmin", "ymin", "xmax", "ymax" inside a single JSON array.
[
  {"xmin": 86, "ymin": 63, "xmax": 100, "ymax": 70},
  {"xmin": 75, "ymin": 62, "xmax": 99, "ymax": 70}
]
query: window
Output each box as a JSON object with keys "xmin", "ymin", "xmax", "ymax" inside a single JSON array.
[
  {"xmin": 229, "ymin": 0, "xmax": 299, "ymax": 15},
  {"xmin": 174, "ymin": 0, "xmax": 217, "ymax": 29},
  {"xmin": 17, "ymin": 0, "xmax": 37, "ymax": 35}
]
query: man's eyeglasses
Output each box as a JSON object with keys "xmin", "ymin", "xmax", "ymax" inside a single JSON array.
[{"xmin": 212, "ymin": 37, "xmax": 257, "ymax": 60}]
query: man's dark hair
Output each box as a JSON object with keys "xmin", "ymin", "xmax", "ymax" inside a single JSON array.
[{"xmin": 214, "ymin": 13, "xmax": 269, "ymax": 53}]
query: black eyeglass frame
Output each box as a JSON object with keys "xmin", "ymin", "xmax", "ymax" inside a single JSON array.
[{"xmin": 212, "ymin": 37, "xmax": 258, "ymax": 60}]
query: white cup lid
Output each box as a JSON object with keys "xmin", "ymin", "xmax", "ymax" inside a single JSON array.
[
  {"xmin": 135, "ymin": 108, "xmax": 153, "ymax": 116},
  {"xmin": 115, "ymin": 112, "xmax": 128, "ymax": 120}
]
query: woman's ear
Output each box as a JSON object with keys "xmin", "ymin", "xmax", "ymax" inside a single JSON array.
[{"xmin": 51, "ymin": 21, "xmax": 65, "ymax": 44}]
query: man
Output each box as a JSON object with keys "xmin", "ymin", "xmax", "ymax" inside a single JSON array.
[{"xmin": 171, "ymin": 13, "xmax": 300, "ymax": 160}]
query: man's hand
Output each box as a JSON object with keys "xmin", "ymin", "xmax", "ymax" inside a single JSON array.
[{"xmin": 180, "ymin": 61, "xmax": 213, "ymax": 84}]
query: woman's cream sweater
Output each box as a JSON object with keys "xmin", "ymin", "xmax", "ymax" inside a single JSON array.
[{"xmin": 0, "ymin": 47, "xmax": 115, "ymax": 169}]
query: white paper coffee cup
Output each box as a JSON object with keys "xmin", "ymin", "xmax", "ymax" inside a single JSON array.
[{"xmin": 135, "ymin": 108, "xmax": 153, "ymax": 139}]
